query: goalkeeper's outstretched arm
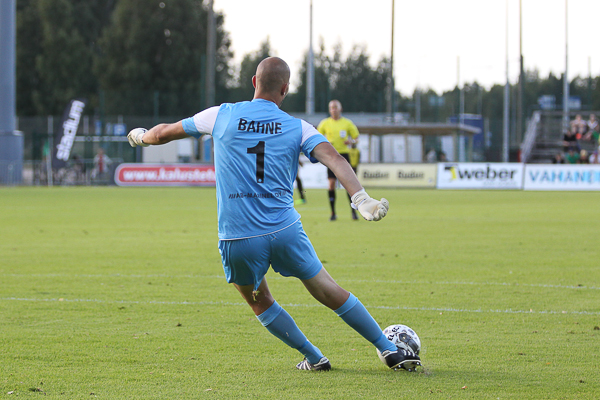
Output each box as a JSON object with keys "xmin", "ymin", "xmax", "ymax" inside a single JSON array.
[
  {"xmin": 311, "ymin": 142, "xmax": 389, "ymax": 221},
  {"xmin": 312, "ymin": 142, "xmax": 362, "ymax": 195},
  {"xmin": 127, "ymin": 122, "xmax": 189, "ymax": 147}
]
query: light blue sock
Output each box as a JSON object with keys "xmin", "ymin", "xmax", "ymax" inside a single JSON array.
[
  {"xmin": 334, "ymin": 293, "xmax": 397, "ymax": 353},
  {"xmin": 257, "ymin": 301, "xmax": 324, "ymax": 364}
]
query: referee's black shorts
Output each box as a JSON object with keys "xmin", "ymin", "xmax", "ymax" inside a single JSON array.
[{"xmin": 327, "ymin": 153, "xmax": 352, "ymax": 179}]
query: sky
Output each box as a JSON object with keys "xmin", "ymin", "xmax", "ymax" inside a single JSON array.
[{"xmin": 215, "ymin": 0, "xmax": 598, "ymax": 95}]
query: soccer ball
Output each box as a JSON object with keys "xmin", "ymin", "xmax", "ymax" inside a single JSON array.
[{"xmin": 377, "ymin": 324, "xmax": 421, "ymax": 364}]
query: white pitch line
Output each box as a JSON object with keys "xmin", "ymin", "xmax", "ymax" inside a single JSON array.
[
  {"xmin": 2, "ymin": 297, "xmax": 599, "ymax": 316},
  {"xmin": 3, "ymin": 273, "xmax": 600, "ymax": 291},
  {"xmin": 343, "ymin": 279, "xmax": 600, "ymax": 291}
]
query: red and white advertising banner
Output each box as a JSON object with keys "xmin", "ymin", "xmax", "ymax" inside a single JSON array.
[{"xmin": 115, "ymin": 163, "xmax": 216, "ymax": 186}]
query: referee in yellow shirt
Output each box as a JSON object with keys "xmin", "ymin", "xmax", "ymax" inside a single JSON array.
[{"xmin": 317, "ymin": 100, "xmax": 360, "ymax": 221}]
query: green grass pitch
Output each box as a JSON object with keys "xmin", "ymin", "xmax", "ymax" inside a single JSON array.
[{"xmin": 1, "ymin": 187, "xmax": 599, "ymax": 399}]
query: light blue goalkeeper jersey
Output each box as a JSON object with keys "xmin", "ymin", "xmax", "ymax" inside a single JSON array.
[{"xmin": 182, "ymin": 99, "xmax": 328, "ymax": 240}]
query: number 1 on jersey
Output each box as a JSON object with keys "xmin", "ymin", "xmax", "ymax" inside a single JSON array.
[{"xmin": 247, "ymin": 141, "xmax": 265, "ymax": 183}]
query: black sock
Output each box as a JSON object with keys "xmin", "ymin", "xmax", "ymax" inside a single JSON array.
[
  {"xmin": 328, "ymin": 190, "xmax": 336, "ymax": 215},
  {"xmin": 296, "ymin": 177, "xmax": 305, "ymax": 200},
  {"xmin": 347, "ymin": 193, "xmax": 357, "ymax": 216}
]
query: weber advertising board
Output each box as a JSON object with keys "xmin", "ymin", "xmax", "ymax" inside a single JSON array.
[
  {"xmin": 437, "ymin": 163, "xmax": 524, "ymax": 189},
  {"xmin": 115, "ymin": 164, "xmax": 216, "ymax": 186},
  {"xmin": 358, "ymin": 164, "xmax": 436, "ymax": 188},
  {"xmin": 524, "ymin": 164, "xmax": 600, "ymax": 191}
]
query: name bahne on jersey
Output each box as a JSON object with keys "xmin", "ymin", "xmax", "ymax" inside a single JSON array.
[{"xmin": 238, "ymin": 118, "xmax": 283, "ymax": 134}]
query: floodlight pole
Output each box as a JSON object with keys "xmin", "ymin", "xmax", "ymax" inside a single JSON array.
[
  {"xmin": 415, "ymin": 88, "xmax": 421, "ymax": 123},
  {"xmin": 0, "ymin": 0, "xmax": 24, "ymax": 186},
  {"xmin": 458, "ymin": 56, "xmax": 464, "ymax": 120},
  {"xmin": 517, "ymin": 0, "xmax": 524, "ymax": 146},
  {"xmin": 0, "ymin": 0, "xmax": 16, "ymax": 134},
  {"xmin": 457, "ymin": 56, "xmax": 465, "ymax": 162},
  {"xmin": 502, "ymin": 0, "xmax": 510, "ymax": 162},
  {"xmin": 47, "ymin": 116, "xmax": 53, "ymax": 186},
  {"xmin": 205, "ymin": 0, "xmax": 216, "ymax": 107},
  {"xmin": 306, "ymin": 0, "xmax": 315, "ymax": 115},
  {"xmin": 562, "ymin": 0, "xmax": 569, "ymax": 134},
  {"xmin": 389, "ymin": 0, "xmax": 395, "ymax": 119},
  {"xmin": 588, "ymin": 57, "xmax": 592, "ymax": 107}
]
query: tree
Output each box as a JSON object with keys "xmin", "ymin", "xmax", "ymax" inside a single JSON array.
[
  {"xmin": 286, "ymin": 41, "xmax": 392, "ymax": 113},
  {"xmin": 16, "ymin": 0, "xmax": 43, "ymax": 116},
  {"xmin": 282, "ymin": 39, "xmax": 331, "ymax": 113},
  {"xmin": 330, "ymin": 46, "xmax": 386, "ymax": 112},
  {"xmin": 591, "ymin": 77, "xmax": 600, "ymax": 111},
  {"xmin": 95, "ymin": 0, "xmax": 232, "ymax": 116},
  {"xmin": 16, "ymin": 0, "xmax": 113, "ymax": 115},
  {"xmin": 227, "ymin": 39, "xmax": 273, "ymax": 103}
]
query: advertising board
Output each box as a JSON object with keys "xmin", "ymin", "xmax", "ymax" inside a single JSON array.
[
  {"xmin": 523, "ymin": 164, "xmax": 600, "ymax": 191},
  {"xmin": 437, "ymin": 163, "xmax": 524, "ymax": 189},
  {"xmin": 115, "ymin": 164, "xmax": 216, "ymax": 186},
  {"xmin": 297, "ymin": 159, "xmax": 328, "ymax": 189},
  {"xmin": 115, "ymin": 163, "xmax": 600, "ymax": 191},
  {"xmin": 357, "ymin": 164, "xmax": 436, "ymax": 188}
]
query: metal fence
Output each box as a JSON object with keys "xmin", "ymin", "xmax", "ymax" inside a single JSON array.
[
  {"xmin": 16, "ymin": 115, "xmax": 182, "ymax": 162},
  {"xmin": 5, "ymin": 158, "xmax": 124, "ymax": 186},
  {"xmin": 0, "ymin": 161, "xmax": 23, "ymax": 186}
]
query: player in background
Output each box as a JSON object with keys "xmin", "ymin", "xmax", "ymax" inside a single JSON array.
[
  {"xmin": 349, "ymin": 142, "xmax": 360, "ymax": 173},
  {"xmin": 317, "ymin": 100, "xmax": 360, "ymax": 221},
  {"xmin": 127, "ymin": 57, "xmax": 420, "ymax": 372},
  {"xmin": 294, "ymin": 157, "xmax": 307, "ymax": 205}
]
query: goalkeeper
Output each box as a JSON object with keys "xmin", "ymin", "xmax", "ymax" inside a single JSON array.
[{"xmin": 127, "ymin": 57, "xmax": 420, "ymax": 372}]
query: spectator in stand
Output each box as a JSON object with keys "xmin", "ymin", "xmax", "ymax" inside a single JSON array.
[
  {"xmin": 552, "ymin": 152, "xmax": 565, "ymax": 164},
  {"xmin": 92, "ymin": 148, "xmax": 112, "ymax": 180},
  {"xmin": 584, "ymin": 114, "xmax": 599, "ymax": 143},
  {"xmin": 570, "ymin": 114, "xmax": 588, "ymax": 140},
  {"xmin": 72, "ymin": 154, "xmax": 86, "ymax": 183},
  {"xmin": 563, "ymin": 127, "xmax": 580, "ymax": 153},
  {"xmin": 589, "ymin": 146, "xmax": 600, "ymax": 164},
  {"xmin": 565, "ymin": 148, "xmax": 580, "ymax": 164},
  {"xmin": 426, "ymin": 148, "xmax": 437, "ymax": 163},
  {"xmin": 578, "ymin": 150, "xmax": 590, "ymax": 164}
]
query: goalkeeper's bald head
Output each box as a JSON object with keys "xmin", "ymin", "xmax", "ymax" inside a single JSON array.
[{"xmin": 253, "ymin": 57, "xmax": 290, "ymax": 106}]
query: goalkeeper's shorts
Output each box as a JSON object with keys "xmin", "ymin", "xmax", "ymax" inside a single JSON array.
[{"xmin": 218, "ymin": 219, "xmax": 322, "ymax": 291}]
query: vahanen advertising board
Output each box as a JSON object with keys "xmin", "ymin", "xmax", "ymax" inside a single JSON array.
[{"xmin": 524, "ymin": 164, "xmax": 600, "ymax": 191}]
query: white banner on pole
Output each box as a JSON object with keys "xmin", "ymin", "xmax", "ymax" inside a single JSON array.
[{"xmin": 297, "ymin": 158, "xmax": 328, "ymax": 189}]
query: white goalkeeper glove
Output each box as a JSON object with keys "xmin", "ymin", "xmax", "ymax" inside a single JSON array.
[
  {"xmin": 351, "ymin": 189, "xmax": 389, "ymax": 221},
  {"xmin": 127, "ymin": 128, "xmax": 149, "ymax": 147}
]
